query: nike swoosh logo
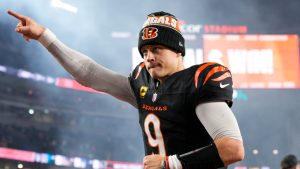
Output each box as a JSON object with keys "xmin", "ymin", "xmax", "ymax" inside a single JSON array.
[{"xmin": 220, "ymin": 82, "xmax": 230, "ymax": 88}]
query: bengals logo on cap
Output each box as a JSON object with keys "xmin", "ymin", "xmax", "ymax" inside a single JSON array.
[{"xmin": 142, "ymin": 27, "xmax": 158, "ymax": 40}]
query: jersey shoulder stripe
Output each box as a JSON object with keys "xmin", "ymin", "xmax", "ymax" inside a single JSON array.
[
  {"xmin": 203, "ymin": 65, "xmax": 229, "ymax": 85},
  {"xmin": 134, "ymin": 63, "xmax": 145, "ymax": 80},
  {"xmin": 211, "ymin": 72, "xmax": 231, "ymax": 82},
  {"xmin": 130, "ymin": 62, "xmax": 145, "ymax": 81},
  {"xmin": 194, "ymin": 62, "xmax": 216, "ymax": 88},
  {"xmin": 194, "ymin": 62, "xmax": 231, "ymax": 88}
]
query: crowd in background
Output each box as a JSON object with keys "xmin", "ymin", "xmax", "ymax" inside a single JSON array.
[{"xmin": 0, "ymin": 73, "xmax": 143, "ymax": 163}]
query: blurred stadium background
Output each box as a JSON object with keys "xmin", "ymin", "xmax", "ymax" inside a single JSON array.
[{"xmin": 0, "ymin": 0, "xmax": 300, "ymax": 169}]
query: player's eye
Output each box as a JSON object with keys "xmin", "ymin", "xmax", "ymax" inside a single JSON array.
[
  {"xmin": 142, "ymin": 50, "xmax": 148, "ymax": 57},
  {"xmin": 153, "ymin": 47, "xmax": 160, "ymax": 53}
]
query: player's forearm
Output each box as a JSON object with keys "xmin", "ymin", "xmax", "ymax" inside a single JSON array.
[
  {"xmin": 165, "ymin": 140, "xmax": 243, "ymax": 169},
  {"xmin": 38, "ymin": 29, "xmax": 137, "ymax": 107},
  {"xmin": 38, "ymin": 29, "xmax": 96, "ymax": 86},
  {"xmin": 214, "ymin": 137, "xmax": 244, "ymax": 166},
  {"xmin": 163, "ymin": 143, "xmax": 224, "ymax": 169}
]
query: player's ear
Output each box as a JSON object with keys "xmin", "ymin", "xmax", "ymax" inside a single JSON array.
[{"xmin": 177, "ymin": 52, "xmax": 183, "ymax": 58}]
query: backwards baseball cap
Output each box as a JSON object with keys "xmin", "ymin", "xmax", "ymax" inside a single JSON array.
[{"xmin": 138, "ymin": 11, "xmax": 185, "ymax": 57}]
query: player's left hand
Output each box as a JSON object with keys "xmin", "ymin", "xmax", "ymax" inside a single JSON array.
[{"xmin": 143, "ymin": 154, "xmax": 165, "ymax": 169}]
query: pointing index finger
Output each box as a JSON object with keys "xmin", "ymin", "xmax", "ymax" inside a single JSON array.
[{"xmin": 7, "ymin": 10, "xmax": 27, "ymax": 24}]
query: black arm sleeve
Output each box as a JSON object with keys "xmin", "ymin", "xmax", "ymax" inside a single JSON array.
[{"xmin": 178, "ymin": 143, "xmax": 224, "ymax": 169}]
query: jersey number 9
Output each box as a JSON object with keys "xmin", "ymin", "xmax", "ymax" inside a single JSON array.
[{"xmin": 144, "ymin": 113, "xmax": 166, "ymax": 155}]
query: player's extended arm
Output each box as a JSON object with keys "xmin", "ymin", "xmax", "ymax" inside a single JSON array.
[{"xmin": 7, "ymin": 10, "xmax": 137, "ymax": 108}]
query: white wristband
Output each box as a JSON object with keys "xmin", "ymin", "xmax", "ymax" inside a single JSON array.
[
  {"xmin": 38, "ymin": 28, "xmax": 57, "ymax": 48},
  {"xmin": 168, "ymin": 155, "xmax": 182, "ymax": 169}
]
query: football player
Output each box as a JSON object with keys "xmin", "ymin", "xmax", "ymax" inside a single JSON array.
[{"xmin": 8, "ymin": 10, "xmax": 244, "ymax": 169}]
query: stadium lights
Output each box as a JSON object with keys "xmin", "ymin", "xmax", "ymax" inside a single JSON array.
[
  {"xmin": 28, "ymin": 109, "xmax": 35, "ymax": 115},
  {"xmin": 17, "ymin": 163, "xmax": 23, "ymax": 169},
  {"xmin": 51, "ymin": 0, "xmax": 78, "ymax": 13},
  {"xmin": 272, "ymin": 149, "xmax": 279, "ymax": 155},
  {"xmin": 252, "ymin": 149, "xmax": 259, "ymax": 155}
]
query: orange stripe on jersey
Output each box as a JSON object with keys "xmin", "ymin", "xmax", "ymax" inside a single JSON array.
[
  {"xmin": 194, "ymin": 62, "xmax": 216, "ymax": 88},
  {"xmin": 203, "ymin": 66, "xmax": 229, "ymax": 85},
  {"xmin": 212, "ymin": 72, "xmax": 231, "ymax": 82},
  {"xmin": 134, "ymin": 63, "xmax": 145, "ymax": 80}
]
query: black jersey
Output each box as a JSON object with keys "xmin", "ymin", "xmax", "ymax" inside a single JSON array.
[{"xmin": 129, "ymin": 62, "xmax": 233, "ymax": 156}]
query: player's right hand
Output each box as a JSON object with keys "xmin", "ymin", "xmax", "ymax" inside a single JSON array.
[
  {"xmin": 143, "ymin": 154, "xmax": 165, "ymax": 169},
  {"xmin": 7, "ymin": 10, "xmax": 45, "ymax": 42}
]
